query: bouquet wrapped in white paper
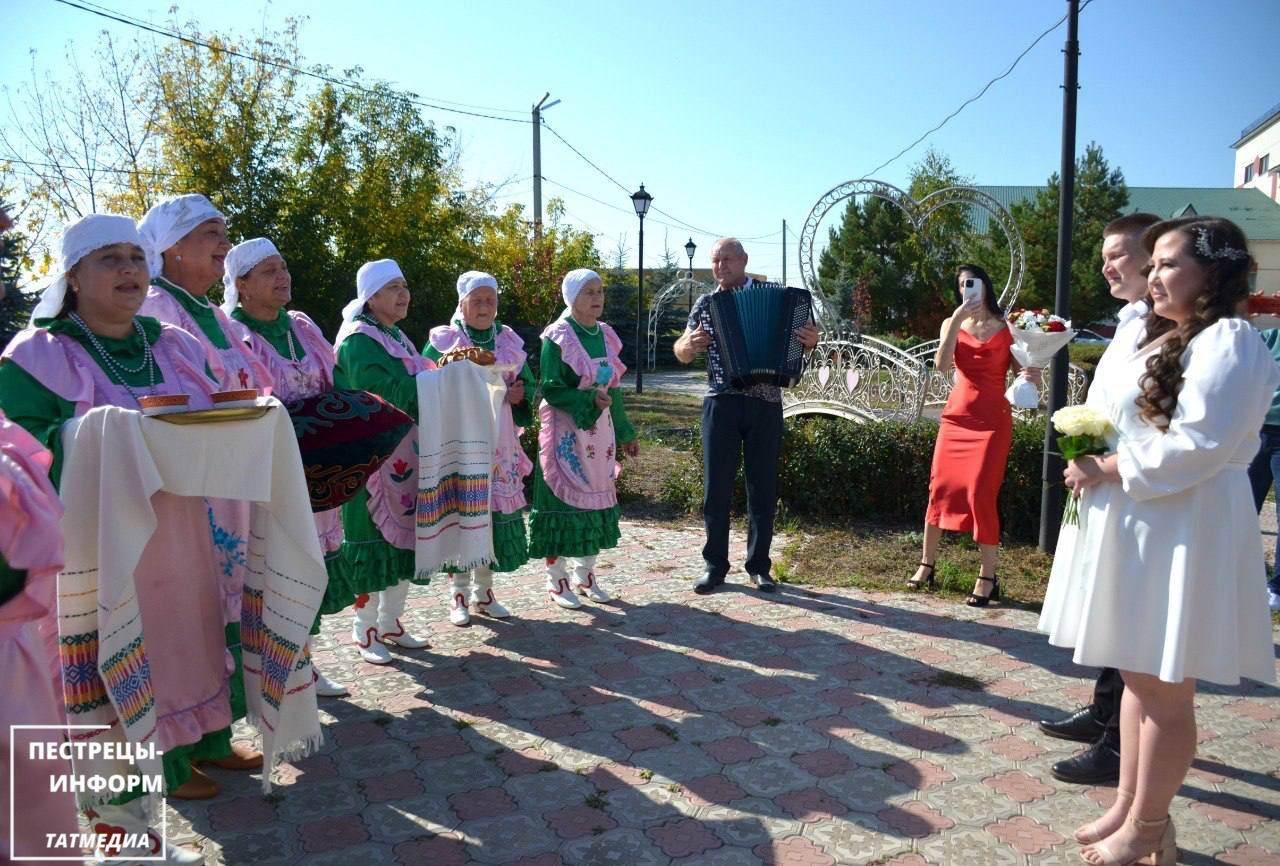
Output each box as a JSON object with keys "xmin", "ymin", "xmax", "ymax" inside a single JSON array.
[{"xmin": 1005, "ymin": 308, "xmax": 1075, "ymax": 408}]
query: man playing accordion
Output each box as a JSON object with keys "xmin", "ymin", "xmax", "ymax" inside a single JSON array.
[{"xmin": 673, "ymin": 237, "xmax": 819, "ymax": 594}]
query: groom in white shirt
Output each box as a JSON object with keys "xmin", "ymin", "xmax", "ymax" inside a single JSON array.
[{"xmin": 1037, "ymin": 212, "xmax": 1161, "ymax": 785}]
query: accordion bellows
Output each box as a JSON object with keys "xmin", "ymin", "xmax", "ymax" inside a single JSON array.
[{"xmin": 709, "ymin": 284, "xmax": 813, "ymax": 388}]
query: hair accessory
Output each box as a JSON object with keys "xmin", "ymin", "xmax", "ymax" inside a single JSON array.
[{"xmin": 1193, "ymin": 226, "xmax": 1249, "ymax": 261}]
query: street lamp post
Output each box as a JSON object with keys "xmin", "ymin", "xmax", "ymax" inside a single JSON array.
[
  {"xmin": 684, "ymin": 237, "xmax": 696, "ymax": 312},
  {"xmin": 631, "ymin": 184, "xmax": 652, "ymax": 393}
]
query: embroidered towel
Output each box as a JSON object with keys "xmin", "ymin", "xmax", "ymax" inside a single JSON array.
[
  {"xmin": 414, "ymin": 362, "xmax": 504, "ymax": 578},
  {"xmin": 56, "ymin": 401, "xmax": 326, "ymax": 808}
]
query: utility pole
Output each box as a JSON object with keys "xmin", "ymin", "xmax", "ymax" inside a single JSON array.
[
  {"xmin": 1039, "ymin": 0, "xmax": 1080, "ymax": 552},
  {"xmin": 531, "ymin": 92, "xmax": 560, "ymax": 239},
  {"xmin": 782, "ymin": 219, "xmax": 787, "ymax": 285}
]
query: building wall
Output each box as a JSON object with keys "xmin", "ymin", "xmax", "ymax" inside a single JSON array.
[
  {"xmin": 1255, "ymin": 238, "xmax": 1280, "ymax": 295},
  {"xmin": 1234, "ymin": 114, "xmax": 1280, "ymax": 202}
]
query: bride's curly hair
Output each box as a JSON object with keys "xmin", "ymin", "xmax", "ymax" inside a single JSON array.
[{"xmin": 1136, "ymin": 216, "xmax": 1253, "ymax": 430}]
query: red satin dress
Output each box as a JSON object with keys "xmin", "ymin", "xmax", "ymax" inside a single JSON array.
[{"xmin": 926, "ymin": 326, "xmax": 1013, "ymax": 545}]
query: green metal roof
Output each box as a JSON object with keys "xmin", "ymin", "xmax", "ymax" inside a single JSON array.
[{"xmin": 972, "ymin": 186, "xmax": 1280, "ymax": 241}]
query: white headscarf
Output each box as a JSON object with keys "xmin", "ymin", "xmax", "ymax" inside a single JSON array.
[
  {"xmin": 456, "ymin": 270, "xmax": 498, "ymax": 301},
  {"xmin": 221, "ymin": 237, "xmax": 281, "ymax": 315},
  {"xmin": 343, "ymin": 259, "xmax": 405, "ymax": 323},
  {"xmin": 561, "ymin": 268, "xmax": 601, "ymax": 319},
  {"xmin": 453, "ymin": 270, "xmax": 498, "ymax": 325},
  {"xmin": 30, "ymin": 214, "xmax": 146, "ymax": 323},
  {"xmin": 137, "ymin": 193, "xmax": 224, "ymax": 275}
]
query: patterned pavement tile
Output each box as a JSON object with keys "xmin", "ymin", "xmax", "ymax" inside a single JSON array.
[
  {"xmin": 699, "ymin": 800, "xmax": 804, "ymax": 849},
  {"xmin": 363, "ymin": 794, "xmax": 458, "ymax": 843},
  {"xmin": 544, "ymin": 804, "xmax": 617, "ymax": 840},
  {"xmin": 298, "ymin": 814, "xmax": 370, "ymax": 853},
  {"xmin": 817, "ymin": 766, "xmax": 913, "ymax": 813},
  {"xmin": 775, "ymin": 787, "xmax": 849, "ymax": 824},
  {"xmin": 727, "ymin": 756, "xmax": 819, "ymax": 799},
  {"xmin": 415, "ymin": 752, "xmax": 507, "ymax": 796},
  {"xmin": 801, "ymin": 813, "xmax": 911, "ymax": 864},
  {"xmin": 202, "ymin": 824, "xmax": 298, "ymax": 865},
  {"xmin": 391, "ymin": 833, "xmax": 469, "ymax": 866},
  {"xmin": 448, "ymin": 786, "xmax": 518, "ymax": 820},
  {"xmin": 791, "ymin": 749, "xmax": 859, "ymax": 780},
  {"xmin": 877, "ymin": 799, "xmax": 956, "ymax": 838},
  {"xmin": 747, "ymin": 722, "xmax": 830, "ymax": 758},
  {"xmin": 462, "ymin": 814, "xmax": 560, "ymax": 864},
  {"xmin": 505, "ymin": 769, "xmax": 595, "ymax": 811},
  {"xmin": 704, "ymin": 736, "xmax": 767, "ymax": 764},
  {"xmin": 754, "ymin": 834, "xmax": 834, "ymax": 866},
  {"xmin": 919, "ymin": 824, "xmax": 1024, "ymax": 865},
  {"xmin": 673, "ymin": 845, "xmax": 763, "ymax": 866},
  {"xmin": 983, "ymin": 769, "xmax": 1057, "ymax": 803},
  {"xmin": 1218, "ymin": 843, "xmax": 1280, "ymax": 865},
  {"xmin": 560, "ymin": 826, "xmax": 667, "ymax": 866},
  {"xmin": 149, "ymin": 520, "xmax": 1280, "ymax": 865},
  {"xmin": 646, "ymin": 816, "xmax": 723, "ymax": 858},
  {"xmin": 985, "ymin": 814, "xmax": 1066, "ymax": 855}
]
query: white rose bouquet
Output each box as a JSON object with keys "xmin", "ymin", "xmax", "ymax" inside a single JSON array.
[
  {"xmin": 1005, "ymin": 308, "xmax": 1075, "ymax": 408},
  {"xmin": 1051, "ymin": 405, "xmax": 1114, "ymax": 526}
]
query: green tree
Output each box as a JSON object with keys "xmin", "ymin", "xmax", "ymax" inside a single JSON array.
[
  {"xmin": 1002, "ymin": 142, "xmax": 1128, "ymax": 325},
  {"xmin": 817, "ymin": 148, "xmax": 971, "ymax": 335},
  {"xmin": 472, "ymin": 198, "xmax": 600, "ymax": 330}
]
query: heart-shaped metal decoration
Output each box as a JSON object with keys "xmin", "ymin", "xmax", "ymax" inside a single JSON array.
[{"xmin": 797, "ymin": 179, "xmax": 1026, "ymax": 330}]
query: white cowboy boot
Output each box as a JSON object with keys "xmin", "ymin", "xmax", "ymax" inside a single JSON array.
[
  {"xmin": 448, "ymin": 573, "xmax": 472, "ymax": 626},
  {"xmin": 546, "ymin": 557, "xmax": 581, "ymax": 609},
  {"xmin": 86, "ymin": 802, "xmax": 205, "ymax": 865},
  {"xmin": 352, "ymin": 592, "xmax": 391, "ymax": 664},
  {"xmin": 312, "ymin": 662, "xmax": 349, "ymax": 697},
  {"xmin": 470, "ymin": 566, "xmax": 510, "ymax": 618},
  {"xmin": 378, "ymin": 581, "xmax": 430, "ymax": 648},
  {"xmin": 572, "ymin": 555, "xmax": 612, "ymax": 603}
]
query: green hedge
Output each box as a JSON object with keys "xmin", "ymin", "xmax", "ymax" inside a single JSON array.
[
  {"xmin": 1068, "ymin": 343, "xmax": 1106, "ymax": 380},
  {"xmin": 662, "ymin": 415, "xmax": 1048, "ymax": 544}
]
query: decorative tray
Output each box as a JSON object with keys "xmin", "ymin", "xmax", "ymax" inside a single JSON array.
[{"xmin": 153, "ymin": 405, "xmax": 273, "ymax": 425}]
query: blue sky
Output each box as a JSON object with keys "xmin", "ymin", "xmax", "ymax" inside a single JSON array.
[{"xmin": 6, "ymin": 0, "xmax": 1279, "ymax": 281}]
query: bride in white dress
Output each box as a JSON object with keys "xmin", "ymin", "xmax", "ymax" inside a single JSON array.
[{"xmin": 1039, "ymin": 216, "xmax": 1279, "ymax": 866}]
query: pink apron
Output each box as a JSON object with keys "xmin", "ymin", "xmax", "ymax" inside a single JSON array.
[
  {"xmin": 139, "ymin": 284, "xmax": 271, "ymax": 622},
  {"xmin": 334, "ymin": 320, "xmax": 434, "ymax": 549},
  {"xmin": 2, "ymin": 325, "xmax": 231, "ymax": 752},
  {"xmin": 427, "ymin": 320, "xmax": 532, "ymax": 514},
  {"xmin": 537, "ymin": 318, "xmax": 626, "ymax": 511}
]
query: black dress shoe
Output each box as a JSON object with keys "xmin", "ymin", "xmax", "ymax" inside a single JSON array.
[
  {"xmin": 1039, "ymin": 706, "xmax": 1106, "ymax": 743},
  {"xmin": 693, "ymin": 572, "xmax": 726, "ymax": 595},
  {"xmin": 750, "ymin": 573, "xmax": 777, "ymax": 593},
  {"xmin": 1050, "ymin": 739, "xmax": 1121, "ymax": 785}
]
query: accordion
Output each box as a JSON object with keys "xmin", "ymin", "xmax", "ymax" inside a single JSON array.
[{"xmin": 708, "ymin": 283, "xmax": 813, "ymax": 388}]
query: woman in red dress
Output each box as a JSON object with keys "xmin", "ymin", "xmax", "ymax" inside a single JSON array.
[{"xmin": 908, "ymin": 265, "xmax": 1039, "ymax": 605}]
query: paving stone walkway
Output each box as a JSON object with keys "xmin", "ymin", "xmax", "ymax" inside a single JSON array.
[{"xmin": 171, "ymin": 521, "xmax": 1280, "ymax": 865}]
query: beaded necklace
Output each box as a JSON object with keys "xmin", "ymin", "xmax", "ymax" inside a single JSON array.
[
  {"xmin": 158, "ymin": 276, "xmax": 214, "ymax": 309},
  {"xmin": 69, "ymin": 312, "xmax": 157, "ymax": 404},
  {"xmin": 359, "ymin": 314, "xmax": 411, "ymax": 353}
]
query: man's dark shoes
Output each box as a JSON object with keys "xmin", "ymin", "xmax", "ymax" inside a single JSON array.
[
  {"xmin": 693, "ymin": 572, "xmax": 726, "ymax": 595},
  {"xmin": 1039, "ymin": 706, "xmax": 1105, "ymax": 744},
  {"xmin": 750, "ymin": 573, "xmax": 777, "ymax": 593},
  {"xmin": 1050, "ymin": 740, "xmax": 1121, "ymax": 785}
]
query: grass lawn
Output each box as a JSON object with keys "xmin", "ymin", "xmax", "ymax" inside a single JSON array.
[
  {"xmin": 773, "ymin": 521, "xmax": 1056, "ymax": 610},
  {"xmin": 616, "ymin": 390, "xmax": 702, "ymax": 522}
]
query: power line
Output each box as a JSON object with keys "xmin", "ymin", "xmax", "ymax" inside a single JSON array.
[
  {"xmin": 47, "ymin": 0, "xmax": 787, "ymax": 246},
  {"xmin": 860, "ymin": 0, "xmax": 1094, "ymax": 179},
  {"xmin": 51, "ymin": 0, "xmax": 532, "ymax": 125}
]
